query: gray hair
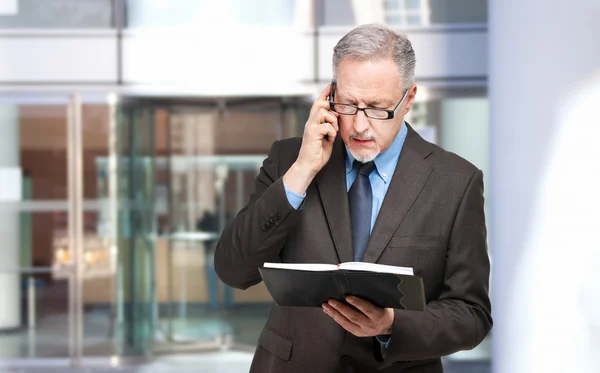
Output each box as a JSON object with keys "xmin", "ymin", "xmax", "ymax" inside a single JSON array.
[{"xmin": 332, "ymin": 24, "xmax": 416, "ymax": 91}]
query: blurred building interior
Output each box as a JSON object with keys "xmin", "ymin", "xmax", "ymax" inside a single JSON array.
[{"xmin": 0, "ymin": 0, "xmax": 520, "ymax": 372}]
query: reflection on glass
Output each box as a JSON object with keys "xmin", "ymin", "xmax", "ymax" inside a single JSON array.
[
  {"xmin": 0, "ymin": 267, "xmax": 71, "ymax": 358},
  {"xmin": 406, "ymin": 0, "xmax": 421, "ymax": 10},
  {"xmin": 385, "ymin": 0, "xmax": 401, "ymax": 11},
  {"xmin": 407, "ymin": 14, "xmax": 422, "ymax": 26},
  {"xmin": 383, "ymin": 0, "xmax": 487, "ymax": 26},
  {"xmin": 127, "ymin": 0, "xmax": 296, "ymax": 28},
  {"xmin": 0, "ymin": 0, "xmax": 114, "ymax": 29}
]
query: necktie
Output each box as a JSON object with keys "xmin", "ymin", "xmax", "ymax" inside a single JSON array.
[{"xmin": 348, "ymin": 161, "xmax": 375, "ymax": 262}]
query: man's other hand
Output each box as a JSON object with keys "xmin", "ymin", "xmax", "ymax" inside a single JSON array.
[{"xmin": 322, "ymin": 296, "xmax": 394, "ymax": 337}]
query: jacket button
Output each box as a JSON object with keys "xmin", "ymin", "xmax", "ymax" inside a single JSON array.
[
  {"xmin": 340, "ymin": 355, "xmax": 352, "ymax": 363},
  {"xmin": 262, "ymin": 225, "xmax": 269, "ymax": 232},
  {"xmin": 275, "ymin": 212, "xmax": 282, "ymax": 220}
]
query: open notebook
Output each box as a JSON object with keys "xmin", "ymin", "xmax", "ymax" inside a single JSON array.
[
  {"xmin": 259, "ymin": 262, "xmax": 424, "ymax": 310},
  {"xmin": 263, "ymin": 262, "xmax": 413, "ymax": 276}
]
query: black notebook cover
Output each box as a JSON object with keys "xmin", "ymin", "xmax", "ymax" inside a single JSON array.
[{"xmin": 258, "ymin": 267, "xmax": 426, "ymax": 311}]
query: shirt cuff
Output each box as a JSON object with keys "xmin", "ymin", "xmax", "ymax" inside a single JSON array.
[
  {"xmin": 283, "ymin": 182, "xmax": 306, "ymax": 210},
  {"xmin": 375, "ymin": 335, "xmax": 391, "ymax": 349}
]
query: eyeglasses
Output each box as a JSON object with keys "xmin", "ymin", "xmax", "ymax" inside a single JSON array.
[{"xmin": 329, "ymin": 86, "xmax": 410, "ymax": 120}]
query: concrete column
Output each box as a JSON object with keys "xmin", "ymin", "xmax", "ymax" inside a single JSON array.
[
  {"xmin": 490, "ymin": 1, "xmax": 600, "ymax": 372},
  {"xmin": 0, "ymin": 105, "xmax": 22, "ymax": 330}
]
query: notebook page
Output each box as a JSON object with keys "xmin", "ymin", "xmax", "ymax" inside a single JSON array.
[
  {"xmin": 263, "ymin": 262, "xmax": 339, "ymax": 271},
  {"xmin": 339, "ymin": 262, "xmax": 413, "ymax": 276}
]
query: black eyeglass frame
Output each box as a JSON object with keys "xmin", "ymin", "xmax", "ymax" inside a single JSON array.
[{"xmin": 328, "ymin": 80, "xmax": 410, "ymax": 120}]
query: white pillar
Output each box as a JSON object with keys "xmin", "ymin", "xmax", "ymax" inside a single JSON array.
[
  {"xmin": 0, "ymin": 104, "xmax": 22, "ymax": 330},
  {"xmin": 490, "ymin": 1, "xmax": 600, "ymax": 372}
]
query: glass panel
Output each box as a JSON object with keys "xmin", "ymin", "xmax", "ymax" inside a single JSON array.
[
  {"xmin": 86, "ymin": 97, "xmax": 158, "ymax": 356},
  {"xmin": 0, "ymin": 0, "xmax": 114, "ymax": 29},
  {"xmin": 406, "ymin": 0, "xmax": 421, "ymax": 10},
  {"xmin": 319, "ymin": 0, "xmax": 356, "ymax": 26},
  {"xmin": 19, "ymin": 104, "xmax": 69, "ymax": 201},
  {"xmin": 384, "ymin": 0, "xmax": 487, "ymax": 25},
  {"xmin": 385, "ymin": 14, "xmax": 404, "ymax": 25},
  {"xmin": 0, "ymin": 266, "xmax": 70, "ymax": 358},
  {"xmin": 126, "ymin": 0, "xmax": 295, "ymax": 28},
  {"xmin": 384, "ymin": 0, "xmax": 401, "ymax": 11},
  {"xmin": 0, "ymin": 97, "xmax": 71, "ymax": 358},
  {"xmin": 114, "ymin": 102, "xmax": 156, "ymax": 355},
  {"xmin": 78, "ymin": 99, "xmax": 119, "ymax": 356},
  {"xmin": 428, "ymin": 0, "xmax": 487, "ymax": 24},
  {"xmin": 406, "ymin": 14, "xmax": 423, "ymax": 26},
  {"xmin": 150, "ymin": 99, "xmax": 308, "ymax": 349}
]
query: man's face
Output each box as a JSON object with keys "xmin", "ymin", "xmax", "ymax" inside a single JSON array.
[{"xmin": 335, "ymin": 58, "xmax": 416, "ymax": 162}]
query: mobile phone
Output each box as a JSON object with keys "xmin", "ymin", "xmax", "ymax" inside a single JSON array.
[
  {"xmin": 324, "ymin": 80, "xmax": 337, "ymax": 141},
  {"xmin": 329, "ymin": 80, "xmax": 336, "ymax": 108}
]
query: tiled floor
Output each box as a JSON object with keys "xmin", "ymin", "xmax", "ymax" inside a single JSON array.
[
  {"xmin": 1, "ymin": 282, "xmax": 490, "ymax": 372},
  {"xmin": 0, "ymin": 353, "xmax": 490, "ymax": 373}
]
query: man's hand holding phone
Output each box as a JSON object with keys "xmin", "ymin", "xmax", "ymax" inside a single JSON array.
[{"xmin": 283, "ymin": 84, "xmax": 339, "ymax": 195}]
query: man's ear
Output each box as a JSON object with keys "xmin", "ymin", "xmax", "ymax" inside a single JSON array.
[{"xmin": 405, "ymin": 85, "xmax": 417, "ymax": 114}]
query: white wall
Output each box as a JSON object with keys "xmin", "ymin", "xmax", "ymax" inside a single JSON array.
[
  {"xmin": 0, "ymin": 30, "xmax": 117, "ymax": 83},
  {"xmin": 0, "ymin": 25, "xmax": 487, "ymax": 93},
  {"xmin": 121, "ymin": 26, "xmax": 315, "ymax": 95}
]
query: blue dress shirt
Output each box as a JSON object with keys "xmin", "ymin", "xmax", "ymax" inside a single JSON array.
[{"xmin": 283, "ymin": 123, "xmax": 409, "ymax": 349}]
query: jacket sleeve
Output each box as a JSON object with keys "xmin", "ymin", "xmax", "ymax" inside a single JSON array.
[
  {"xmin": 214, "ymin": 140, "xmax": 302, "ymax": 290},
  {"xmin": 382, "ymin": 169, "xmax": 493, "ymax": 365}
]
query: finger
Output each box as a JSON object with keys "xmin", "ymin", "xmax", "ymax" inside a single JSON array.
[
  {"xmin": 310, "ymin": 84, "xmax": 335, "ymax": 115},
  {"xmin": 346, "ymin": 296, "xmax": 380, "ymax": 320},
  {"xmin": 323, "ymin": 304, "xmax": 361, "ymax": 334},
  {"xmin": 328, "ymin": 299, "xmax": 368, "ymax": 325},
  {"xmin": 315, "ymin": 121, "xmax": 337, "ymax": 143},
  {"xmin": 319, "ymin": 108, "xmax": 339, "ymax": 132},
  {"xmin": 311, "ymin": 100, "xmax": 336, "ymax": 119}
]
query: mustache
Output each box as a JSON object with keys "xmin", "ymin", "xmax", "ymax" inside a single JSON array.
[{"xmin": 350, "ymin": 132, "xmax": 376, "ymax": 141}]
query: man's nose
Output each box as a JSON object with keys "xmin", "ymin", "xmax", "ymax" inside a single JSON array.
[{"xmin": 353, "ymin": 110, "xmax": 371, "ymax": 133}]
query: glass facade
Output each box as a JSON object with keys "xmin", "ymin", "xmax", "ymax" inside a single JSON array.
[
  {"xmin": 114, "ymin": 102, "xmax": 157, "ymax": 356},
  {"xmin": 0, "ymin": 94, "xmax": 311, "ymax": 360},
  {"xmin": 0, "ymin": 0, "xmax": 114, "ymax": 29},
  {"xmin": 319, "ymin": 0, "xmax": 487, "ymax": 26},
  {"xmin": 126, "ymin": 0, "xmax": 297, "ymax": 28}
]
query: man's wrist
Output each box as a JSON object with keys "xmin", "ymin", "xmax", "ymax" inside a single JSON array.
[{"xmin": 282, "ymin": 161, "xmax": 316, "ymax": 195}]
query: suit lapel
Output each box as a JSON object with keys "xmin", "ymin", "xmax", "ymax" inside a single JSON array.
[
  {"xmin": 362, "ymin": 125, "xmax": 434, "ymax": 263},
  {"xmin": 316, "ymin": 136, "xmax": 354, "ymax": 263}
]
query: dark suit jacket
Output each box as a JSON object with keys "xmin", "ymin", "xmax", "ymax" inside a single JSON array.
[{"xmin": 214, "ymin": 124, "xmax": 492, "ymax": 373}]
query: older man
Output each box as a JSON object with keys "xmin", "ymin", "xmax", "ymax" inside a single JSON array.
[{"xmin": 215, "ymin": 23, "xmax": 492, "ymax": 373}]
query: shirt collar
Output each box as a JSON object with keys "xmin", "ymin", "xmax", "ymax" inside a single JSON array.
[{"xmin": 345, "ymin": 122, "xmax": 408, "ymax": 184}]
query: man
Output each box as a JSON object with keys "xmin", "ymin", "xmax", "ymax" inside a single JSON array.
[{"xmin": 215, "ymin": 24, "xmax": 492, "ymax": 373}]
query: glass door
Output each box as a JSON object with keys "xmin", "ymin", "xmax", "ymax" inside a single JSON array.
[
  {"xmin": 154, "ymin": 98, "xmax": 308, "ymax": 351},
  {"xmin": 89, "ymin": 95, "xmax": 311, "ymax": 354},
  {"xmin": 0, "ymin": 92, "xmax": 73, "ymax": 361},
  {"xmin": 155, "ymin": 108, "xmax": 231, "ymax": 350},
  {"xmin": 0, "ymin": 91, "xmax": 106, "ymax": 365}
]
